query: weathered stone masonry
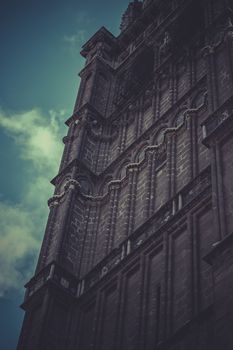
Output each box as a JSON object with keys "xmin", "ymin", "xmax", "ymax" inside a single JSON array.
[{"xmin": 18, "ymin": 0, "xmax": 233, "ymax": 349}]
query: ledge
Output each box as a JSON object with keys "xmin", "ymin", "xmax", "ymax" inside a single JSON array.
[
  {"xmin": 22, "ymin": 262, "xmax": 79, "ymax": 309},
  {"xmin": 66, "ymin": 102, "xmax": 105, "ymax": 126},
  {"xmin": 80, "ymin": 27, "xmax": 117, "ymax": 58},
  {"xmin": 202, "ymin": 96, "xmax": 233, "ymax": 147},
  {"xmin": 24, "ymin": 167, "xmax": 211, "ymax": 303},
  {"xmin": 204, "ymin": 232, "xmax": 233, "ymax": 265}
]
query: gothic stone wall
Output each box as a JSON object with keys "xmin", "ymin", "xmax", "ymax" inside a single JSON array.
[
  {"xmin": 31, "ymin": 178, "xmax": 216, "ymax": 350},
  {"xmin": 19, "ymin": 1, "xmax": 233, "ymax": 350}
]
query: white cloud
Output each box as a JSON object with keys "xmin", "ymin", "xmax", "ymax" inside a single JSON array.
[
  {"xmin": 63, "ymin": 11, "xmax": 91, "ymax": 52},
  {"xmin": 63, "ymin": 30, "xmax": 86, "ymax": 52},
  {"xmin": 0, "ymin": 108, "xmax": 65, "ymax": 171},
  {"xmin": 0, "ymin": 108, "xmax": 66, "ymax": 296},
  {"xmin": 0, "ymin": 203, "xmax": 39, "ymax": 297},
  {"xmin": 76, "ymin": 11, "xmax": 92, "ymax": 26}
]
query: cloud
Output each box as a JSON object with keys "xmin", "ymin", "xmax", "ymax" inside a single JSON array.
[
  {"xmin": 0, "ymin": 203, "xmax": 39, "ymax": 297},
  {"xmin": 76, "ymin": 11, "xmax": 92, "ymax": 26},
  {"xmin": 0, "ymin": 108, "xmax": 66, "ymax": 296},
  {"xmin": 0, "ymin": 108, "xmax": 65, "ymax": 171},
  {"xmin": 63, "ymin": 30, "xmax": 87, "ymax": 52},
  {"xmin": 63, "ymin": 12, "xmax": 92, "ymax": 54}
]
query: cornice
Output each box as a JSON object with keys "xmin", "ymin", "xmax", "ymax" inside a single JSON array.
[
  {"xmin": 204, "ymin": 231, "xmax": 233, "ymax": 265},
  {"xmin": 78, "ymin": 54, "xmax": 116, "ymax": 79},
  {"xmin": 80, "ymin": 27, "xmax": 117, "ymax": 58},
  {"xmin": 49, "ymin": 142, "xmax": 167, "ymax": 206},
  {"xmin": 22, "ymin": 166, "xmax": 211, "ymax": 305},
  {"xmin": 50, "ymin": 91, "xmax": 207, "ymax": 203},
  {"xmin": 50, "ymin": 158, "xmax": 99, "ymax": 187},
  {"xmin": 202, "ymin": 95, "xmax": 233, "ymax": 148},
  {"xmin": 202, "ymin": 16, "xmax": 233, "ymax": 56},
  {"xmin": 96, "ymin": 79, "xmax": 208, "ymax": 177}
]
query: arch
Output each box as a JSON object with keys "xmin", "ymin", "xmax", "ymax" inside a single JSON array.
[
  {"xmin": 116, "ymin": 159, "xmax": 131, "ymax": 180},
  {"xmin": 77, "ymin": 176, "xmax": 93, "ymax": 196},
  {"xmin": 176, "ymin": 57, "xmax": 187, "ymax": 78},
  {"xmin": 57, "ymin": 175, "xmax": 71, "ymax": 194},
  {"xmin": 98, "ymin": 175, "xmax": 113, "ymax": 196},
  {"xmin": 159, "ymin": 71, "xmax": 170, "ymax": 93},
  {"xmin": 133, "ymin": 142, "xmax": 148, "ymax": 163},
  {"xmin": 172, "ymin": 109, "xmax": 186, "ymax": 128},
  {"xmin": 152, "ymin": 126, "xmax": 167, "ymax": 145},
  {"xmin": 191, "ymin": 89, "xmax": 207, "ymax": 109}
]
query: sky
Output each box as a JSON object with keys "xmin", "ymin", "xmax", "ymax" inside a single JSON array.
[{"xmin": 0, "ymin": 0, "xmax": 130, "ymax": 348}]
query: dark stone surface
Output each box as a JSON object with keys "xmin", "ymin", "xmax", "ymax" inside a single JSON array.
[{"xmin": 17, "ymin": 0, "xmax": 233, "ymax": 349}]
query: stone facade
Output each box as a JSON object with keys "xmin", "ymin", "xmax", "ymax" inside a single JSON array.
[{"xmin": 17, "ymin": 0, "xmax": 233, "ymax": 349}]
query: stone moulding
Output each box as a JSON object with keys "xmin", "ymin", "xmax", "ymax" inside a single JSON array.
[
  {"xmin": 48, "ymin": 179, "xmax": 81, "ymax": 208},
  {"xmin": 48, "ymin": 91, "xmax": 208, "ymax": 208},
  {"xmin": 74, "ymin": 167, "xmax": 212, "ymax": 297},
  {"xmin": 83, "ymin": 92, "xmax": 207, "ymax": 201},
  {"xmin": 202, "ymin": 95, "xmax": 233, "ymax": 147},
  {"xmin": 25, "ymin": 166, "xmax": 211, "ymax": 303},
  {"xmin": 202, "ymin": 16, "xmax": 233, "ymax": 57},
  {"xmin": 83, "ymin": 79, "xmax": 207, "ymax": 176}
]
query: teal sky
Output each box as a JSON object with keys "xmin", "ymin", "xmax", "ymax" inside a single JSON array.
[{"xmin": 0, "ymin": 0, "xmax": 130, "ymax": 348}]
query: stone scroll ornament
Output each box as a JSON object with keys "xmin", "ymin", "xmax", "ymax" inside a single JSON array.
[
  {"xmin": 160, "ymin": 31, "xmax": 172, "ymax": 58},
  {"xmin": 48, "ymin": 179, "xmax": 81, "ymax": 208}
]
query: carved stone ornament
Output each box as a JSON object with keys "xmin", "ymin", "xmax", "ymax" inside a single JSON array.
[
  {"xmin": 160, "ymin": 31, "xmax": 172, "ymax": 58},
  {"xmin": 225, "ymin": 17, "xmax": 233, "ymax": 40},
  {"xmin": 202, "ymin": 17, "xmax": 233, "ymax": 56},
  {"xmin": 48, "ymin": 179, "xmax": 81, "ymax": 208}
]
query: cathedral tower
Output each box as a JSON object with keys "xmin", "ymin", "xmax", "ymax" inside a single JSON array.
[{"xmin": 18, "ymin": 0, "xmax": 233, "ymax": 349}]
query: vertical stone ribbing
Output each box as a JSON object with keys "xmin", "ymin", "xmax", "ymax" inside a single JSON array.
[
  {"xmin": 174, "ymin": 66, "xmax": 178, "ymax": 104},
  {"xmin": 103, "ymin": 135, "xmax": 110, "ymax": 169},
  {"xmin": 163, "ymin": 230, "xmax": 170, "ymax": 339},
  {"xmin": 77, "ymin": 204, "xmax": 91, "ymax": 278},
  {"xmin": 189, "ymin": 48, "xmax": 195, "ymax": 87},
  {"xmin": 170, "ymin": 132, "xmax": 176, "ymax": 196},
  {"xmin": 105, "ymin": 187, "xmax": 117, "ymax": 255},
  {"xmin": 121, "ymin": 122, "xmax": 128, "ymax": 153},
  {"xmin": 36, "ymin": 207, "xmax": 57, "ymax": 272},
  {"xmin": 186, "ymin": 115, "xmax": 194, "ymax": 181},
  {"xmin": 191, "ymin": 113, "xmax": 199, "ymax": 178},
  {"xmin": 188, "ymin": 212, "xmax": 197, "ymax": 316},
  {"xmin": 215, "ymin": 143, "xmax": 227, "ymax": 237},
  {"xmin": 187, "ymin": 51, "xmax": 192, "ymax": 90},
  {"xmin": 211, "ymin": 144, "xmax": 224, "ymax": 241},
  {"xmin": 53, "ymin": 177, "xmax": 79, "ymax": 268},
  {"xmin": 152, "ymin": 82, "xmax": 157, "ymax": 123},
  {"xmin": 59, "ymin": 122, "xmax": 75, "ymax": 171},
  {"xmin": 165, "ymin": 134, "xmax": 172, "ymax": 201},
  {"xmin": 150, "ymin": 151, "xmax": 159, "ymax": 216},
  {"xmin": 168, "ymin": 65, "xmax": 173, "ymax": 107},
  {"xmin": 170, "ymin": 63, "xmax": 175, "ymax": 106},
  {"xmin": 204, "ymin": 48, "xmax": 219, "ymax": 112},
  {"xmin": 109, "ymin": 185, "xmax": 121, "ymax": 251},
  {"xmin": 118, "ymin": 118, "xmax": 128, "ymax": 155},
  {"xmin": 136, "ymin": 97, "xmax": 143, "ymax": 138},
  {"xmin": 138, "ymin": 253, "xmax": 147, "ymax": 350},
  {"xmin": 90, "ymin": 203, "xmax": 101, "ymax": 269},
  {"xmin": 86, "ymin": 203, "xmax": 99, "ymax": 272},
  {"xmin": 145, "ymin": 151, "xmax": 154, "ymax": 219},
  {"xmin": 123, "ymin": 168, "xmax": 138, "ymax": 238}
]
